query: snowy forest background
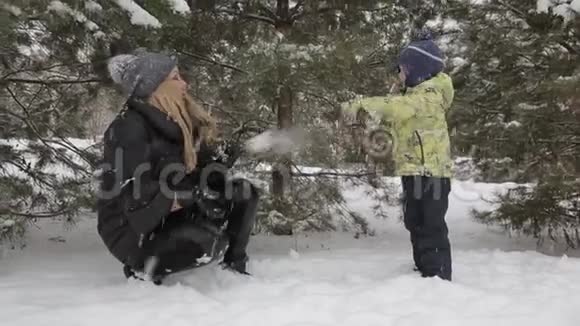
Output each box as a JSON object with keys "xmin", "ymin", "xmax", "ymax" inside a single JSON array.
[{"xmin": 0, "ymin": 0, "xmax": 578, "ymax": 249}]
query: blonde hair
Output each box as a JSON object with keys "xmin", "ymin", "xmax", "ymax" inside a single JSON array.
[{"xmin": 148, "ymin": 79, "xmax": 217, "ymax": 172}]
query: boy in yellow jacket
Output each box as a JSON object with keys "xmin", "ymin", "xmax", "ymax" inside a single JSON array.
[{"xmin": 344, "ymin": 34, "xmax": 454, "ymax": 280}]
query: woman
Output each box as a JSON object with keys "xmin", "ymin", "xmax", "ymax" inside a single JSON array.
[{"xmin": 97, "ymin": 50, "xmax": 258, "ymax": 284}]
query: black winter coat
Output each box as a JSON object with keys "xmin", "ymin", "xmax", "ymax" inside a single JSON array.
[{"xmin": 96, "ymin": 99, "xmax": 232, "ymax": 266}]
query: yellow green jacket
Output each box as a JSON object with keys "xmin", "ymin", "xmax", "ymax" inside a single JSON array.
[{"xmin": 344, "ymin": 73, "xmax": 455, "ymax": 178}]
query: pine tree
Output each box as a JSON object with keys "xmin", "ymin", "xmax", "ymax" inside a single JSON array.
[
  {"xmin": 447, "ymin": 0, "xmax": 580, "ymax": 247},
  {"xmin": 0, "ymin": 0, "xmax": 413, "ymax": 241}
]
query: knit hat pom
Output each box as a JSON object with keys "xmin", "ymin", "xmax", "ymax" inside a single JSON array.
[
  {"xmin": 107, "ymin": 54, "xmax": 138, "ymax": 86},
  {"xmin": 412, "ymin": 28, "xmax": 435, "ymax": 41}
]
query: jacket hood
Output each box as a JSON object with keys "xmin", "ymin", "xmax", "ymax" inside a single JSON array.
[{"xmin": 127, "ymin": 98, "xmax": 183, "ymax": 143}]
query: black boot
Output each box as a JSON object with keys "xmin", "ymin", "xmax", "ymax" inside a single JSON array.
[
  {"xmin": 221, "ymin": 179, "xmax": 258, "ymax": 275},
  {"xmin": 122, "ymin": 264, "xmax": 164, "ymax": 285},
  {"xmin": 221, "ymin": 255, "xmax": 250, "ymax": 275}
]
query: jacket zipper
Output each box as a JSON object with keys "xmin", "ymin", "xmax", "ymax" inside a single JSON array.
[{"xmin": 414, "ymin": 130, "xmax": 425, "ymax": 166}]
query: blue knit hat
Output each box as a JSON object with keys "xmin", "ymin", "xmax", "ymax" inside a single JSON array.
[{"xmin": 397, "ymin": 33, "xmax": 445, "ymax": 88}]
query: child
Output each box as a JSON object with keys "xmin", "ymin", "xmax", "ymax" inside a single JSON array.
[{"xmin": 343, "ymin": 35, "xmax": 454, "ymax": 280}]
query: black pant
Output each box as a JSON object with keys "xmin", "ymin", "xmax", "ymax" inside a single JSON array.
[
  {"xmin": 133, "ymin": 180, "xmax": 259, "ymax": 278},
  {"xmin": 402, "ymin": 176, "xmax": 452, "ymax": 281}
]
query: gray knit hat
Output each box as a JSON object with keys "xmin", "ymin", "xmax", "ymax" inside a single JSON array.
[{"xmin": 107, "ymin": 50, "xmax": 178, "ymax": 99}]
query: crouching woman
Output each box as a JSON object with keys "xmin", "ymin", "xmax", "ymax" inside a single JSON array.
[{"xmin": 97, "ymin": 50, "xmax": 258, "ymax": 284}]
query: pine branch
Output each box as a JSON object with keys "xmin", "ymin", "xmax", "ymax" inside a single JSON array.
[
  {"xmin": 301, "ymin": 90, "xmax": 339, "ymax": 109},
  {"xmin": 179, "ymin": 51, "xmax": 247, "ymax": 73},
  {"xmin": 492, "ymin": 138, "xmax": 580, "ymax": 145},
  {"xmin": 1, "ymin": 62, "xmax": 93, "ymax": 81},
  {"xmin": 557, "ymin": 41, "xmax": 578, "ymax": 56},
  {"xmin": 293, "ymin": 171, "xmax": 377, "ymax": 178},
  {"xmin": 289, "ymin": 0, "xmax": 305, "ymax": 20},
  {"xmin": 4, "ymin": 87, "xmax": 91, "ymax": 175},
  {"xmin": 493, "ymin": 0, "xmax": 579, "ymax": 55},
  {"xmin": 313, "ymin": 4, "xmax": 395, "ymax": 15},
  {"xmin": 5, "ymin": 160, "xmax": 58, "ymax": 190},
  {"xmin": 0, "ymin": 207, "xmax": 77, "ymax": 219},
  {"xmin": 214, "ymin": 8, "xmax": 276, "ymax": 25},
  {"xmin": 257, "ymin": 3, "xmax": 278, "ymax": 21},
  {"xmin": 290, "ymin": 161, "xmax": 374, "ymax": 179},
  {"xmin": 3, "ymin": 77, "xmax": 102, "ymax": 85}
]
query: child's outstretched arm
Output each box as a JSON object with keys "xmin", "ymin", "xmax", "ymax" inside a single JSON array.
[{"xmin": 342, "ymin": 95, "xmax": 416, "ymax": 121}]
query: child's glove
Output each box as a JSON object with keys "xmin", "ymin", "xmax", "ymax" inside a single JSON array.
[
  {"xmin": 341, "ymin": 100, "xmax": 393, "ymax": 161},
  {"xmin": 341, "ymin": 100, "xmax": 364, "ymax": 121}
]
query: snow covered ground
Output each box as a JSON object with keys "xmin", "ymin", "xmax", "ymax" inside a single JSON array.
[{"xmin": 1, "ymin": 180, "xmax": 579, "ymax": 326}]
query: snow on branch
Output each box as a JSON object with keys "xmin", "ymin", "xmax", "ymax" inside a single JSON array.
[
  {"xmin": 48, "ymin": 1, "xmax": 100, "ymax": 31},
  {"xmin": 114, "ymin": 0, "xmax": 162, "ymax": 28},
  {"xmin": 214, "ymin": 7, "xmax": 276, "ymax": 25},
  {"xmin": 1, "ymin": 3, "xmax": 22, "ymax": 16},
  {"xmin": 85, "ymin": 0, "xmax": 103, "ymax": 12},
  {"xmin": 537, "ymin": 0, "xmax": 580, "ymax": 22},
  {"xmin": 167, "ymin": 0, "xmax": 191, "ymax": 14}
]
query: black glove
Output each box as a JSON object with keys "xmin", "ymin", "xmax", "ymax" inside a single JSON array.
[{"xmin": 193, "ymin": 185, "xmax": 230, "ymax": 221}]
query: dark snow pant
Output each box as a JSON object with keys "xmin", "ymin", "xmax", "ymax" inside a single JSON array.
[
  {"xmin": 402, "ymin": 176, "xmax": 452, "ymax": 281},
  {"xmin": 132, "ymin": 181, "xmax": 259, "ymax": 278}
]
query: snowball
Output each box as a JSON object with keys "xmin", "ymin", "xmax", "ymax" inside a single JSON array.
[{"xmin": 245, "ymin": 128, "xmax": 304, "ymax": 156}]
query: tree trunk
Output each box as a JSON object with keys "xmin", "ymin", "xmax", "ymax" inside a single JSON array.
[
  {"xmin": 272, "ymin": 0, "xmax": 293, "ymax": 200},
  {"xmin": 272, "ymin": 85, "xmax": 293, "ymax": 197}
]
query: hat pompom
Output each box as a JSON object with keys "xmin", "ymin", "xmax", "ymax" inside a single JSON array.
[
  {"xmin": 412, "ymin": 28, "xmax": 435, "ymax": 41},
  {"xmin": 107, "ymin": 54, "xmax": 137, "ymax": 85}
]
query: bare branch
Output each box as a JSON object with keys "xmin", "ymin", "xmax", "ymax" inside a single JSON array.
[
  {"xmin": 494, "ymin": 0, "xmax": 578, "ymax": 55},
  {"xmin": 0, "ymin": 206, "xmax": 77, "ymax": 219},
  {"xmin": 4, "ymin": 86, "xmax": 91, "ymax": 175},
  {"xmin": 257, "ymin": 3, "xmax": 278, "ymax": 21},
  {"xmin": 179, "ymin": 51, "xmax": 247, "ymax": 73},
  {"xmin": 3, "ymin": 77, "xmax": 102, "ymax": 85},
  {"xmin": 290, "ymin": 0, "xmax": 305, "ymax": 19},
  {"xmin": 311, "ymin": 4, "xmax": 395, "ymax": 15},
  {"xmin": 214, "ymin": 8, "xmax": 276, "ymax": 25},
  {"xmin": 492, "ymin": 137, "xmax": 580, "ymax": 145},
  {"xmin": 301, "ymin": 90, "xmax": 339, "ymax": 109},
  {"xmin": 1, "ymin": 62, "xmax": 93, "ymax": 81},
  {"xmin": 293, "ymin": 171, "xmax": 377, "ymax": 178}
]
